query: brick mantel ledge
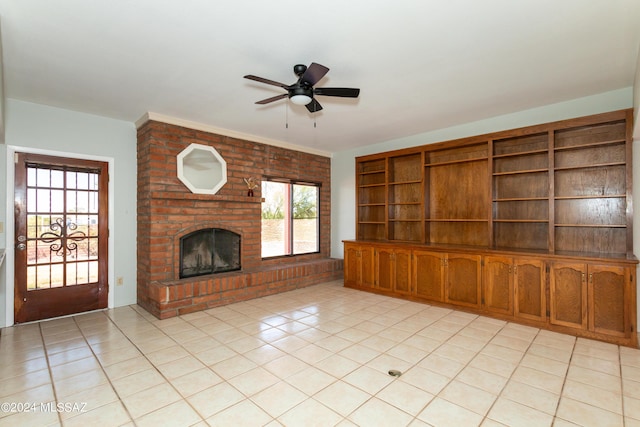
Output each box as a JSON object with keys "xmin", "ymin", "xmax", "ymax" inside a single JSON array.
[{"xmin": 149, "ymin": 191, "xmax": 265, "ymax": 203}]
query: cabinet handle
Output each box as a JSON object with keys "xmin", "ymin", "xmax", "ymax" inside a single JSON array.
[
  {"xmin": 509, "ymin": 265, "xmax": 512, "ymax": 274},
  {"xmin": 513, "ymin": 265, "xmax": 517, "ymax": 275},
  {"xmin": 589, "ymin": 273, "xmax": 593, "ymax": 283},
  {"xmin": 582, "ymin": 272, "xmax": 586, "ymax": 283}
]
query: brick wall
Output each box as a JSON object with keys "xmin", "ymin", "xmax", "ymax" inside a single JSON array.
[{"xmin": 137, "ymin": 120, "xmax": 342, "ymax": 318}]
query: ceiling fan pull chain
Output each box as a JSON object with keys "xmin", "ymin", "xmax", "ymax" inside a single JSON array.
[{"xmin": 285, "ymin": 103, "xmax": 289, "ymax": 129}]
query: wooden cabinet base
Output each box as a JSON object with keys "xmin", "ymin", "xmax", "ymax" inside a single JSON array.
[{"xmin": 344, "ymin": 241, "xmax": 638, "ymax": 348}]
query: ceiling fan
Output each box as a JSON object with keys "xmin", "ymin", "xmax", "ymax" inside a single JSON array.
[{"xmin": 244, "ymin": 63, "xmax": 360, "ymax": 113}]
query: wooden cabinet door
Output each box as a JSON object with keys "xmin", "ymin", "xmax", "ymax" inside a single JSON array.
[
  {"xmin": 413, "ymin": 250, "xmax": 444, "ymax": 301},
  {"xmin": 394, "ymin": 249, "xmax": 412, "ymax": 295},
  {"xmin": 360, "ymin": 246, "xmax": 375, "ymax": 288},
  {"xmin": 376, "ymin": 247, "xmax": 394, "ymax": 291},
  {"xmin": 589, "ymin": 264, "xmax": 629, "ymax": 337},
  {"xmin": 483, "ymin": 256, "xmax": 513, "ymax": 315},
  {"xmin": 344, "ymin": 243, "xmax": 375, "ymax": 288},
  {"xmin": 344, "ymin": 243, "xmax": 360, "ymax": 286},
  {"xmin": 514, "ymin": 258, "xmax": 546, "ymax": 322},
  {"xmin": 446, "ymin": 254, "xmax": 482, "ymax": 308},
  {"xmin": 550, "ymin": 262, "xmax": 587, "ymax": 330},
  {"xmin": 376, "ymin": 248, "xmax": 412, "ymax": 294}
]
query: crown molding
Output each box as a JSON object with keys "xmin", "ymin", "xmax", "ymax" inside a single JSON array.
[{"xmin": 136, "ymin": 112, "xmax": 332, "ymax": 158}]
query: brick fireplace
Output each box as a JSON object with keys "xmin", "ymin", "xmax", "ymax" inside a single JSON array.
[{"xmin": 136, "ymin": 119, "xmax": 343, "ymax": 319}]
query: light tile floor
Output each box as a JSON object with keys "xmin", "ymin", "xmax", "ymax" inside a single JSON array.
[{"xmin": 2, "ymin": 280, "xmax": 640, "ymax": 426}]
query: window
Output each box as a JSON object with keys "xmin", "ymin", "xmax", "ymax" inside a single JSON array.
[{"xmin": 261, "ymin": 179, "xmax": 320, "ymax": 258}]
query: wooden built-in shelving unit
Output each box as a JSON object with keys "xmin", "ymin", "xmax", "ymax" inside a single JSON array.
[{"xmin": 347, "ymin": 109, "xmax": 638, "ymax": 347}]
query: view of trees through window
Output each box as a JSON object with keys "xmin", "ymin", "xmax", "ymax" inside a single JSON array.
[{"xmin": 261, "ymin": 180, "xmax": 319, "ymax": 257}]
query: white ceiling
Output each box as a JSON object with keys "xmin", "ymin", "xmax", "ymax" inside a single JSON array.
[{"xmin": 1, "ymin": 0, "xmax": 639, "ymax": 154}]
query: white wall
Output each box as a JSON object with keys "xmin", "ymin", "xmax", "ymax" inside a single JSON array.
[
  {"xmin": 0, "ymin": 99, "xmax": 137, "ymax": 327},
  {"xmin": 634, "ymin": 42, "xmax": 640, "ymax": 139},
  {"xmin": 331, "ymin": 87, "xmax": 635, "ymax": 259}
]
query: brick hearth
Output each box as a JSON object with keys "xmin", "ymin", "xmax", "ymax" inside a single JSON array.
[{"xmin": 136, "ymin": 120, "xmax": 343, "ymax": 319}]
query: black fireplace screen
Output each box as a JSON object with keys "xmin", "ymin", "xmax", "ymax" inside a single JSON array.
[{"xmin": 179, "ymin": 228, "xmax": 241, "ymax": 278}]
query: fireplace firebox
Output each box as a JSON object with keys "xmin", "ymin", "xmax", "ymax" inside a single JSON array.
[{"xmin": 179, "ymin": 228, "xmax": 241, "ymax": 278}]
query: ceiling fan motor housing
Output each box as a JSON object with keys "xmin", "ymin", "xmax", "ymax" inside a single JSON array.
[{"xmin": 293, "ymin": 64, "xmax": 307, "ymax": 76}]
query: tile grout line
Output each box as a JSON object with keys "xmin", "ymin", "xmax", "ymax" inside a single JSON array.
[
  {"xmin": 483, "ymin": 327, "xmax": 557, "ymax": 426},
  {"xmin": 429, "ymin": 315, "xmax": 528, "ymax": 426},
  {"xmin": 550, "ymin": 334, "xmax": 578, "ymax": 425},
  {"xmin": 38, "ymin": 321, "xmax": 64, "ymax": 426},
  {"xmin": 70, "ymin": 312, "xmax": 138, "ymax": 425},
  {"xmin": 100, "ymin": 307, "xmax": 215, "ymax": 425}
]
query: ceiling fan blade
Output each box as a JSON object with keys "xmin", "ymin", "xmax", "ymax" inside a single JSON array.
[
  {"xmin": 255, "ymin": 94, "xmax": 288, "ymax": 104},
  {"xmin": 244, "ymin": 75, "xmax": 289, "ymax": 89},
  {"xmin": 313, "ymin": 87, "xmax": 360, "ymax": 98},
  {"xmin": 305, "ymin": 98, "xmax": 323, "ymax": 113},
  {"xmin": 300, "ymin": 63, "xmax": 329, "ymax": 86}
]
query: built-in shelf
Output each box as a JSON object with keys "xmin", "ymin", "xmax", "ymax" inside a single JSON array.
[
  {"xmin": 492, "ymin": 148, "xmax": 548, "ymax": 158},
  {"xmin": 554, "ymin": 195, "xmax": 625, "ymax": 200},
  {"xmin": 553, "ymin": 138, "xmax": 626, "ymax": 151},
  {"xmin": 493, "ymin": 169, "xmax": 548, "ymax": 176},
  {"xmin": 494, "ymin": 197, "xmax": 548, "ymax": 201},
  {"xmin": 554, "ymin": 162, "xmax": 626, "ymax": 171},
  {"xmin": 426, "ymin": 219, "xmax": 488, "ymax": 222}
]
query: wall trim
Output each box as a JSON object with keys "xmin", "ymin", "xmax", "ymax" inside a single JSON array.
[{"xmin": 135, "ymin": 112, "xmax": 333, "ymax": 158}]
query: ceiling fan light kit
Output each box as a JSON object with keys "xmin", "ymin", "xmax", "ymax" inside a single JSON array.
[
  {"xmin": 244, "ymin": 62, "xmax": 360, "ymax": 113},
  {"xmin": 290, "ymin": 95, "xmax": 312, "ymax": 105}
]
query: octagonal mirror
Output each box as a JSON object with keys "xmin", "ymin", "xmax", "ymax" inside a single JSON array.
[{"xmin": 177, "ymin": 143, "xmax": 227, "ymax": 195}]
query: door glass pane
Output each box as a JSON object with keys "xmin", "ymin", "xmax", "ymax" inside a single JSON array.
[
  {"xmin": 27, "ymin": 188, "xmax": 36, "ymax": 212},
  {"xmin": 88, "ymin": 191, "xmax": 98, "ymax": 212},
  {"xmin": 50, "ymin": 264, "xmax": 64, "ymax": 288},
  {"xmin": 66, "ymin": 171, "xmax": 77, "ymax": 189},
  {"xmin": 35, "ymin": 265, "xmax": 51, "ymax": 289},
  {"xmin": 89, "ymin": 261, "xmax": 99, "ymax": 282},
  {"xmin": 51, "ymin": 170, "xmax": 64, "ymax": 188},
  {"xmin": 36, "ymin": 168, "xmax": 50, "ymax": 187},
  {"xmin": 36, "ymin": 189, "xmax": 51, "ymax": 212},
  {"xmin": 77, "ymin": 172, "xmax": 89, "ymax": 190},
  {"xmin": 77, "ymin": 191, "xmax": 89, "ymax": 213},
  {"xmin": 51, "ymin": 190, "xmax": 64, "ymax": 212},
  {"xmin": 27, "ymin": 167, "xmax": 36, "ymax": 186}
]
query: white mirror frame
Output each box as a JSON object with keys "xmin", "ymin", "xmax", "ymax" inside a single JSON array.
[{"xmin": 177, "ymin": 143, "xmax": 227, "ymax": 195}]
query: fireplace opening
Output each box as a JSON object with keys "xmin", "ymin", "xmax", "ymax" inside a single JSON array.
[{"xmin": 179, "ymin": 228, "xmax": 241, "ymax": 278}]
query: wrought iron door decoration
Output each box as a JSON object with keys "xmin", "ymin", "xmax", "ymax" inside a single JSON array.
[{"xmin": 40, "ymin": 217, "xmax": 88, "ymax": 257}]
